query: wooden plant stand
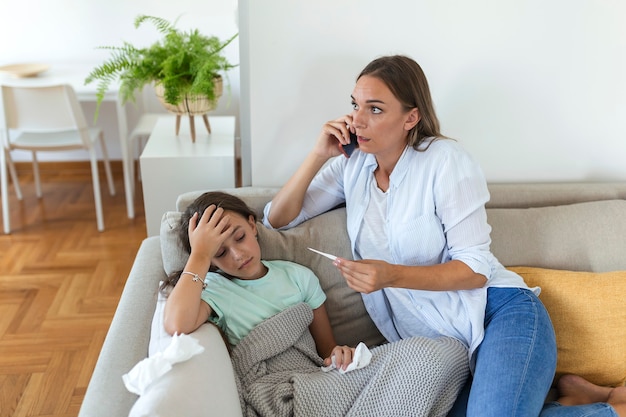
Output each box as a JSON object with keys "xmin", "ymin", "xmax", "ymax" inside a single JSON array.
[{"xmin": 175, "ymin": 114, "xmax": 212, "ymax": 142}]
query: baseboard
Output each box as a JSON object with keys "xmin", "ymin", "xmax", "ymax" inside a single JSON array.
[
  {"xmin": 13, "ymin": 160, "xmax": 127, "ymax": 175},
  {"xmin": 14, "ymin": 159, "xmax": 243, "ymax": 186}
]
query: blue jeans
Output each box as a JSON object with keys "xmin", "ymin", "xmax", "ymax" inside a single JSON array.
[
  {"xmin": 541, "ymin": 402, "xmax": 618, "ymax": 417},
  {"xmin": 448, "ymin": 287, "xmax": 556, "ymax": 417},
  {"xmin": 447, "ymin": 287, "xmax": 617, "ymax": 417}
]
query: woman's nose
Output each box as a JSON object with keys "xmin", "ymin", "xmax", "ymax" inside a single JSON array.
[{"xmin": 351, "ymin": 109, "xmax": 365, "ymax": 130}]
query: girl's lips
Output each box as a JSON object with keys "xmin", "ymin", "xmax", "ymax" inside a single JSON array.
[
  {"xmin": 238, "ymin": 257, "xmax": 266, "ymax": 280},
  {"xmin": 239, "ymin": 257, "xmax": 253, "ymax": 270}
]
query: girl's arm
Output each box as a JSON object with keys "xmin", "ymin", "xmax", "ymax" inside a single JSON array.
[
  {"xmin": 163, "ymin": 252, "xmax": 213, "ymax": 335},
  {"xmin": 309, "ymin": 303, "xmax": 356, "ymax": 370},
  {"xmin": 267, "ymin": 116, "xmax": 352, "ymax": 228},
  {"xmin": 163, "ymin": 206, "xmax": 233, "ymax": 335}
]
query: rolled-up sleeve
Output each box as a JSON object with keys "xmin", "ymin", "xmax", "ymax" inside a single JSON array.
[{"xmin": 433, "ymin": 145, "xmax": 493, "ymax": 279}]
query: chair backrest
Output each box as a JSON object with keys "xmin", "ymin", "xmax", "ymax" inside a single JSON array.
[{"xmin": 0, "ymin": 84, "xmax": 89, "ymax": 133}]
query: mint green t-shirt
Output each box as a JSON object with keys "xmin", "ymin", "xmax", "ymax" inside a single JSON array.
[{"xmin": 200, "ymin": 259, "xmax": 326, "ymax": 346}]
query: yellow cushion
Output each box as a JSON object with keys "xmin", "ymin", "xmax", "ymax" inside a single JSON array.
[{"xmin": 507, "ymin": 267, "xmax": 626, "ymax": 387}]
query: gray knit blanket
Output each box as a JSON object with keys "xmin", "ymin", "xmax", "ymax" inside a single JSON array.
[{"xmin": 230, "ymin": 303, "xmax": 469, "ymax": 417}]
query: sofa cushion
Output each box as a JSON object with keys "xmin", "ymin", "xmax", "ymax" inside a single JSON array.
[
  {"xmin": 488, "ymin": 199, "xmax": 626, "ymax": 272},
  {"xmin": 160, "ymin": 208, "xmax": 386, "ymax": 349},
  {"xmin": 160, "ymin": 211, "xmax": 189, "ymax": 277},
  {"xmin": 508, "ymin": 266, "xmax": 626, "ymax": 387}
]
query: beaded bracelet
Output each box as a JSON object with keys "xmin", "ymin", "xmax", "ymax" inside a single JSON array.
[{"xmin": 181, "ymin": 271, "xmax": 207, "ymax": 289}]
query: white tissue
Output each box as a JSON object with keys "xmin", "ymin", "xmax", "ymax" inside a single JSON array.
[
  {"xmin": 321, "ymin": 342, "xmax": 372, "ymax": 374},
  {"xmin": 122, "ymin": 333, "xmax": 205, "ymax": 395}
]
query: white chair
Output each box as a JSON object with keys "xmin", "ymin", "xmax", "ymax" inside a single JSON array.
[
  {"xmin": 1, "ymin": 147, "xmax": 23, "ymax": 200},
  {"xmin": 127, "ymin": 112, "xmax": 160, "ymax": 185},
  {"xmin": 0, "ymin": 84, "xmax": 115, "ymax": 233},
  {"xmin": 122, "ymin": 85, "xmax": 165, "ymax": 200}
]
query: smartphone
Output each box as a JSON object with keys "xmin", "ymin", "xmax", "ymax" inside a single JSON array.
[{"xmin": 340, "ymin": 131, "xmax": 359, "ymax": 158}]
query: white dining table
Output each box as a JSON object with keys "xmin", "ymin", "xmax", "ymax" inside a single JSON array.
[{"xmin": 0, "ymin": 63, "xmax": 136, "ymax": 219}]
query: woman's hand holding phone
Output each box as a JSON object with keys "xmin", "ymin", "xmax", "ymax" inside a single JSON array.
[
  {"xmin": 315, "ymin": 116, "xmax": 357, "ymax": 159},
  {"xmin": 340, "ymin": 131, "xmax": 359, "ymax": 158}
]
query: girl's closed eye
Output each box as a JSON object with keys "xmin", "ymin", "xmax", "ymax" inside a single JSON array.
[{"xmin": 214, "ymin": 232, "xmax": 245, "ymax": 259}]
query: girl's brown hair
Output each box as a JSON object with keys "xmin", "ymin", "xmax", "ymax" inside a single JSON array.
[
  {"xmin": 358, "ymin": 55, "xmax": 445, "ymax": 149},
  {"xmin": 160, "ymin": 191, "xmax": 257, "ymax": 293}
]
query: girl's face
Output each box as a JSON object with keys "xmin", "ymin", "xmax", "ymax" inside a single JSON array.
[
  {"xmin": 350, "ymin": 75, "xmax": 419, "ymax": 159},
  {"xmin": 211, "ymin": 212, "xmax": 266, "ymax": 280}
]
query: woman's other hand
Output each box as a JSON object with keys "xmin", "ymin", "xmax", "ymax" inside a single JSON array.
[{"xmin": 333, "ymin": 258, "xmax": 396, "ymax": 293}]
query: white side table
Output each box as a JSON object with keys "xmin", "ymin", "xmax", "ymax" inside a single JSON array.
[{"xmin": 140, "ymin": 115, "xmax": 235, "ymax": 236}]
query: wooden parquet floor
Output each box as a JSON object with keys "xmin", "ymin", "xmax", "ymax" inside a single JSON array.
[{"xmin": 0, "ymin": 162, "xmax": 147, "ymax": 417}]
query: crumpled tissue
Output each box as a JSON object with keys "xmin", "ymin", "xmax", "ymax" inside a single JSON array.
[
  {"xmin": 320, "ymin": 342, "xmax": 372, "ymax": 374},
  {"xmin": 122, "ymin": 333, "xmax": 205, "ymax": 395}
]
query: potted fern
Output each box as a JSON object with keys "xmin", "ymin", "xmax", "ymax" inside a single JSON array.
[{"xmin": 85, "ymin": 14, "xmax": 237, "ymax": 141}]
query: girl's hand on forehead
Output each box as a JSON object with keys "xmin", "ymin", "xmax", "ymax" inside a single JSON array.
[{"xmin": 188, "ymin": 204, "xmax": 233, "ymax": 258}]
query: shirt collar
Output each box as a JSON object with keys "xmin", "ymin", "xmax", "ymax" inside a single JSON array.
[{"xmin": 389, "ymin": 145, "xmax": 412, "ymax": 188}]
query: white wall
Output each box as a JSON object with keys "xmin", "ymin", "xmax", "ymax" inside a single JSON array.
[
  {"xmin": 0, "ymin": 0, "xmax": 240, "ymax": 161},
  {"xmin": 239, "ymin": 0, "xmax": 626, "ymax": 186},
  {"xmin": 3, "ymin": 1, "xmax": 625, "ymax": 184}
]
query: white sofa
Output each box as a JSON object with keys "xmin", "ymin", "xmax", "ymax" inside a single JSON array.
[{"xmin": 79, "ymin": 183, "xmax": 626, "ymax": 417}]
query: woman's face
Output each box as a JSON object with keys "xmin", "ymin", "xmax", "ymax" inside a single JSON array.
[
  {"xmin": 350, "ymin": 75, "xmax": 419, "ymax": 159},
  {"xmin": 211, "ymin": 212, "xmax": 266, "ymax": 280}
]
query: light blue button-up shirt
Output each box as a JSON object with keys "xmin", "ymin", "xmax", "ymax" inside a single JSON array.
[{"xmin": 263, "ymin": 138, "xmax": 530, "ymax": 365}]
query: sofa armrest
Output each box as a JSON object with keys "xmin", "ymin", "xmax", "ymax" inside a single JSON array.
[
  {"xmin": 79, "ymin": 237, "xmax": 165, "ymax": 417},
  {"xmin": 129, "ymin": 323, "xmax": 243, "ymax": 417}
]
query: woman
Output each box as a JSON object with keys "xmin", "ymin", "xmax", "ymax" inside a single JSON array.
[{"xmin": 262, "ymin": 55, "xmax": 625, "ymax": 416}]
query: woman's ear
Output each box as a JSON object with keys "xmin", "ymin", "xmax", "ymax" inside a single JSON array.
[{"xmin": 404, "ymin": 108, "xmax": 420, "ymax": 131}]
